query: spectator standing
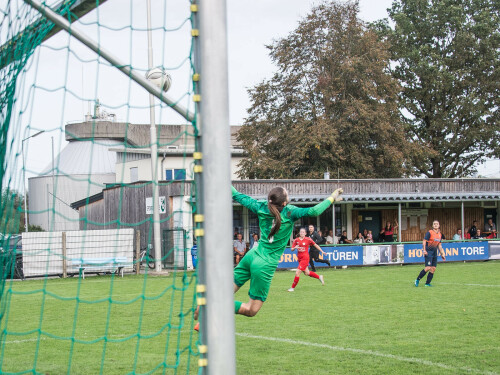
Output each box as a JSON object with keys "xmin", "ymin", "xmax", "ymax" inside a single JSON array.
[
  {"xmin": 484, "ymin": 219, "xmax": 497, "ymax": 238},
  {"xmin": 233, "ymin": 233, "xmax": 247, "ymax": 266},
  {"xmin": 380, "ymin": 220, "xmax": 398, "ymax": 242},
  {"xmin": 452, "ymin": 229, "xmax": 463, "ymax": 241},
  {"xmin": 468, "ymin": 221, "xmax": 478, "ymax": 239}
]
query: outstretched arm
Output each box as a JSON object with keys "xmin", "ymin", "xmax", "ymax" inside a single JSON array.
[
  {"xmin": 291, "ymin": 188, "xmax": 343, "ymax": 220},
  {"xmin": 232, "ymin": 186, "xmax": 262, "ymax": 213}
]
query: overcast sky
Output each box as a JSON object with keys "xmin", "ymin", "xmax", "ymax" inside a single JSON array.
[{"xmin": 10, "ymin": 0, "xmax": 499, "ymax": 189}]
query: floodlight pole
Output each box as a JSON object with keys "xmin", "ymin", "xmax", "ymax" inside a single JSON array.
[
  {"xmin": 146, "ymin": 0, "xmax": 162, "ymax": 272},
  {"xmin": 195, "ymin": 0, "xmax": 235, "ymax": 374},
  {"xmin": 21, "ymin": 130, "xmax": 45, "ymax": 232}
]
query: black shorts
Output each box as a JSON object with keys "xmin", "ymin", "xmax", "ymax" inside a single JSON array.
[
  {"xmin": 309, "ymin": 250, "xmax": 320, "ymax": 260},
  {"xmin": 424, "ymin": 249, "xmax": 437, "ymax": 267}
]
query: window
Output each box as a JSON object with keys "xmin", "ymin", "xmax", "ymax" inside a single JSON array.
[
  {"xmin": 165, "ymin": 168, "xmax": 186, "ymax": 181},
  {"xmin": 233, "ymin": 206, "xmax": 244, "ymax": 240},
  {"xmin": 130, "ymin": 167, "xmax": 138, "ymax": 182}
]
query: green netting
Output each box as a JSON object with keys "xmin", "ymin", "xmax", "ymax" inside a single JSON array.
[{"xmin": 0, "ymin": 1, "xmax": 201, "ymax": 373}]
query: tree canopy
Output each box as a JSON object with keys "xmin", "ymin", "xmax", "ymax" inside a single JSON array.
[
  {"xmin": 379, "ymin": 0, "xmax": 500, "ymax": 177},
  {"xmin": 236, "ymin": 1, "xmax": 411, "ymax": 179}
]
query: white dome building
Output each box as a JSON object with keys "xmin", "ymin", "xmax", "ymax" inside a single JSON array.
[{"xmin": 28, "ymin": 138, "xmax": 121, "ymax": 231}]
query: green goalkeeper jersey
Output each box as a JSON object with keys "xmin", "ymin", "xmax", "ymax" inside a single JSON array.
[{"xmin": 232, "ymin": 186, "xmax": 333, "ymax": 265}]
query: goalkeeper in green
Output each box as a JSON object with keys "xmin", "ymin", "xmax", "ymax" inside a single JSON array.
[{"xmin": 231, "ymin": 185, "xmax": 343, "ymax": 317}]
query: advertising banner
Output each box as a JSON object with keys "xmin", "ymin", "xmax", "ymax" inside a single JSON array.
[
  {"xmin": 277, "ymin": 246, "xmax": 363, "ymax": 269},
  {"xmin": 403, "ymin": 241, "xmax": 489, "ymax": 263},
  {"xmin": 363, "ymin": 244, "xmax": 405, "ymax": 265},
  {"xmin": 489, "ymin": 241, "xmax": 500, "ymax": 260}
]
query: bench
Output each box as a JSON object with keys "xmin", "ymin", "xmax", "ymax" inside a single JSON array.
[{"xmin": 70, "ymin": 257, "xmax": 128, "ymax": 279}]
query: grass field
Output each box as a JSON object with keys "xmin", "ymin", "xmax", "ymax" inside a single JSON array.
[{"xmin": 0, "ymin": 261, "xmax": 499, "ymax": 374}]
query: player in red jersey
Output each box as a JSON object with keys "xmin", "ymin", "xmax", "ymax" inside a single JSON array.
[{"xmin": 288, "ymin": 228, "xmax": 327, "ymax": 292}]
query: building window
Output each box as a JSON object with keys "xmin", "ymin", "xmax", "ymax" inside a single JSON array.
[
  {"xmin": 130, "ymin": 167, "xmax": 138, "ymax": 182},
  {"xmin": 165, "ymin": 169, "xmax": 186, "ymax": 181}
]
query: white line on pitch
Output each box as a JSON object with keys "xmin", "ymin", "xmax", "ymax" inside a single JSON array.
[
  {"xmin": 236, "ymin": 332, "xmax": 498, "ymax": 375},
  {"xmin": 438, "ymin": 282, "xmax": 500, "ymax": 287}
]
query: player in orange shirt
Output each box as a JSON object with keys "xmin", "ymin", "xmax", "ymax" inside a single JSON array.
[
  {"xmin": 414, "ymin": 220, "xmax": 446, "ymax": 287},
  {"xmin": 288, "ymin": 228, "xmax": 327, "ymax": 292}
]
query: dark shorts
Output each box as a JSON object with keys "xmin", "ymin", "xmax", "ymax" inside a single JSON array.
[
  {"xmin": 309, "ymin": 249, "xmax": 319, "ymax": 260},
  {"xmin": 424, "ymin": 249, "xmax": 437, "ymax": 267}
]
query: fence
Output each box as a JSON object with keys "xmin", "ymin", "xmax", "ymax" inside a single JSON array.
[{"xmin": 21, "ymin": 229, "xmax": 135, "ymax": 277}]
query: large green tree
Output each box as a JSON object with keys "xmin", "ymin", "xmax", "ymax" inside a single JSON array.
[
  {"xmin": 236, "ymin": 1, "xmax": 411, "ymax": 179},
  {"xmin": 380, "ymin": 0, "xmax": 499, "ymax": 177}
]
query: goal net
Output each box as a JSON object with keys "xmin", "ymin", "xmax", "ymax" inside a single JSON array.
[{"xmin": 0, "ymin": 0, "xmax": 203, "ymax": 373}]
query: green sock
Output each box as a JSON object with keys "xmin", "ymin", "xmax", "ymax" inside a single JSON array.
[{"xmin": 234, "ymin": 301, "xmax": 242, "ymax": 314}]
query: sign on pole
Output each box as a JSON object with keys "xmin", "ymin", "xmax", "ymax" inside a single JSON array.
[{"xmin": 146, "ymin": 196, "xmax": 166, "ymax": 214}]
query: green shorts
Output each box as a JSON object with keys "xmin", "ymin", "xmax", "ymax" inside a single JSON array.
[{"xmin": 234, "ymin": 248, "xmax": 277, "ymax": 302}]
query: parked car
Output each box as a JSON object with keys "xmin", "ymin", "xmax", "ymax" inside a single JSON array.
[{"xmin": 0, "ymin": 234, "xmax": 24, "ymax": 279}]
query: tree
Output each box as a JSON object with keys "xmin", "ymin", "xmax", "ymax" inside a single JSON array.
[
  {"xmin": 379, "ymin": 0, "xmax": 499, "ymax": 177},
  {"xmin": 0, "ymin": 188, "xmax": 24, "ymax": 234},
  {"xmin": 236, "ymin": 0, "xmax": 411, "ymax": 179}
]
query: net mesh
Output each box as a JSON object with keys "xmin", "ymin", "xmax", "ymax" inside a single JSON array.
[{"xmin": 0, "ymin": 0, "xmax": 200, "ymax": 373}]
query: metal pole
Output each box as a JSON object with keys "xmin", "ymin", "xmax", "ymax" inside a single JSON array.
[
  {"xmin": 198, "ymin": 0, "xmax": 235, "ymax": 373},
  {"xmin": 398, "ymin": 203, "xmax": 402, "ymax": 242},
  {"xmin": 332, "ymin": 204, "xmax": 336, "ymax": 240},
  {"xmin": 190, "ymin": 3, "xmax": 208, "ymax": 371},
  {"xmin": 146, "ymin": 0, "xmax": 162, "ymax": 273},
  {"xmin": 62, "ymin": 231, "xmax": 67, "ymax": 278},
  {"xmin": 461, "ymin": 201, "xmax": 465, "ymax": 240},
  {"xmin": 24, "ymin": 0, "xmax": 194, "ymax": 122},
  {"xmin": 21, "ymin": 130, "xmax": 44, "ymax": 232},
  {"xmin": 22, "ymin": 140, "xmax": 28, "ymax": 232},
  {"xmin": 51, "ymin": 136, "xmax": 55, "ymax": 231}
]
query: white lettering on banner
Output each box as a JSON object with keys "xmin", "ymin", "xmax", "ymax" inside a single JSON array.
[
  {"xmin": 460, "ymin": 246, "xmax": 485, "ymax": 256},
  {"xmin": 325, "ymin": 250, "xmax": 358, "ymax": 262}
]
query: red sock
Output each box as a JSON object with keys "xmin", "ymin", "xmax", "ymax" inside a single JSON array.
[
  {"xmin": 309, "ymin": 272, "xmax": 319, "ymax": 279},
  {"xmin": 292, "ymin": 276, "xmax": 300, "ymax": 288}
]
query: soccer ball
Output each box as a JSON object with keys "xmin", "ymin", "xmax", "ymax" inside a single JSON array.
[{"xmin": 145, "ymin": 67, "xmax": 172, "ymax": 92}]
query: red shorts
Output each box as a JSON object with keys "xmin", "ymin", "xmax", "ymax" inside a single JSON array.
[{"xmin": 297, "ymin": 253, "xmax": 309, "ymax": 271}]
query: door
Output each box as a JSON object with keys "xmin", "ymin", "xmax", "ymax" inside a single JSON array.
[{"xmin": 358, "ymin": 211, "xmax": 381, "ymax": 240}]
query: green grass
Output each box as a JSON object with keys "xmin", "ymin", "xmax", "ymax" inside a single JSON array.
[
  {"xmin": 1, "ymin": 262, "xmax": 499, "ymax": 374},
  {"xmin": 0, "ymin": 271, "xmax": 199, "ymax": 374}
]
